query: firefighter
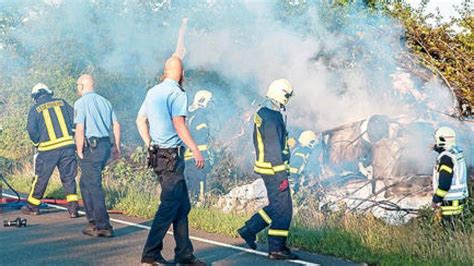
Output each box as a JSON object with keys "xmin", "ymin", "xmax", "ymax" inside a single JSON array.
[
  {"xmin": 184, "ymin": 90, "xmax": 212, "ymax": 204},
  {"xmin": 238, "ymin": 79, "xmax": 298, "ymax": 260},
  {"xmin": 289, "ymin": 130, "xmax": 317, "ymax": 193},
  {"xmin": 431, "ymin": 127, "xmax": 468, "ymax": 227},
  {"xmin": 22, "ymin": 83, "xmax": 79, "ymax": 218}
]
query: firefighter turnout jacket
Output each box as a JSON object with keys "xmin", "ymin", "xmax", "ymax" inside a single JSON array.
[
  {"xmin": 253, "ymin": 106, "xmax": 290, "ymax": 176},
  {"xmin": 27, "ymin": 94, "xmax": 75, "ymax": 151},
  {"xmin": 432, "ymin": 146, "xmax": 468, "ymax": 216},
  {"xmin": 184, "ymin": 108, "xmax": 210, "ymax": 161}
]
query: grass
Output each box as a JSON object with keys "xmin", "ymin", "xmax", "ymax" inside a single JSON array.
[{"xmin": 3, "ymin": 164, "xmax": 474, "ymax": 265}]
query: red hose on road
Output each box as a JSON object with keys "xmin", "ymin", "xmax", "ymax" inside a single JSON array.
[{"xmin": 0, "ymin": 197, "xmax": 123, "ymax": 214}]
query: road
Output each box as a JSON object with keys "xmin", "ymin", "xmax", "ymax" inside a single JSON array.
[{"xmin": 0, "ymin": 195, "xmax": 358, "ymax": 266}]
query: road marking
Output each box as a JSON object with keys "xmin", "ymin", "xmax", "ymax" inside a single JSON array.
[{"xmin": 2, "ymin": 193, "xmax": 319, "ymax": 266}]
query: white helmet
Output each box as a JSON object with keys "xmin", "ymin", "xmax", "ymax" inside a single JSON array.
[
  {"xmin": 434, "ymin": 127, "xmax": 456, "ymax": 150},
  {"xmin": 266, "ymin": 79, "xmax": 294, "ymax": 107},
  {"xmin": 31, "ymin": 83, "xmax": 53, "ymax": 99},
  {"xmin": 299, "ymin": 130, "xmax": 317, "ymax": 148},
  {"xmin": 193, "ymin": 90, "xmax": 213, "ymax": 109}
]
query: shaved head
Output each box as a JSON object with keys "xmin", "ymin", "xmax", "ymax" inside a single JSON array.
[
  {"xmin": 162, "ymin": 56, "xmax": 184, "ymax": 84},
  {"xmin": 77, "ymin": 74, "xmax": 94, "ymax": 96}
]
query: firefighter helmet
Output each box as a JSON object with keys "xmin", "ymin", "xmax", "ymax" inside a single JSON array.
[
  {"xmin": 299, "ymin": 130, "xmax": 317, "ymax": 148},
  {"xmin": 31, "ymin": 83, "xmax": 53, "ymax": 99},
  {"xmin": 193, "ymin": 90, "xmax": 213, "ymax": 109},
  {"xmin": 266, "ymin": 79, "xmax": 294, "ymax": 106},
  {"xmin": 434, "ymin": 127, "xmax": 456, "ymax": 149}
]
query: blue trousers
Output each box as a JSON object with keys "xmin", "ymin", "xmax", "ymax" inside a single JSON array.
[
  {"xmin": 244, "ymin": 174, "xmax": 293, "ymax": 252},
  {"xmin": 142, "ymin": 148, "xmax": 194, "ymax": 263},
  {"xmin": 28, "ymin": 147, "xmax": 78, "ymax": 209},
  {"xmin": 79, "ymin": 139, "xmax": 111, "ymax": 230}
]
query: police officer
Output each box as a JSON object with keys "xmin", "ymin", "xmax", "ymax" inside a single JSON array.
[
  {"xmin": 136, "ymin": 17, "xmax": 205, "ymax": 265},
  {"xmin": 289, "ymin": 130, "xmax": 317, "ymax": 193},
  {"xmin": 184, "ymin": 90, "xmax": 212, "ymax": 204},
  {"xmin": 238, "ymin": 79, "xmax": 298, "ymax": 260},
  {"xmin": 22, "ymin": 83, "xmax": 79, "ymax": 218},
  {"xmin": 431, "ymin": 127, "xmax": 468, "ymax": 227},
  {"xmin": 74, "ymin": 74, "xmax": 121, "ymax": 237}
]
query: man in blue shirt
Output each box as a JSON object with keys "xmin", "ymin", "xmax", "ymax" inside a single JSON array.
[
  {"xmin": 136, "ymin": 17, "xmax": 205, "ymax": 266},
  {"xmin": 74, "ymin": 74, "xmax": 121, "ymax": 238}
]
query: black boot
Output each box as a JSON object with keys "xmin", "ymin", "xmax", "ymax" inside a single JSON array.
[
  {"xmin": 268, "ymin": 248, "xmax": 299, "ymax": 260},
  {"xmin": 174, "ymin": 255, "xmax": 206, "ymax": 266},
  {"xmin": 21, "ymin": 204, "xmax": 40, "ymax": 216},
  {"xmin": 237, "ymin": 226, "xmax": 257, "ymax": 250}
]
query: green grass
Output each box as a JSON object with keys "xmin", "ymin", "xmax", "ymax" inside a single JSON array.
[{"xmin": 4, "ymin": 168, "xmax": 474, "ymax": 265}]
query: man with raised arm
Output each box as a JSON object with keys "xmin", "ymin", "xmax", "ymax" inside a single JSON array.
[{"xmin": 136, "ymin": 17, "xmax": 205, "ymax": 265}]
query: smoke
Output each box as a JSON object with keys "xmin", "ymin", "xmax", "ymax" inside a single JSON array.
[{"xmin": 0, "ymin": 0, "xmax": 471, "ymax": 178}]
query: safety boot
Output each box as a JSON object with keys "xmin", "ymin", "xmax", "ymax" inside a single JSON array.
[
  {"xmin": 21, "ymin": 205, "xmax": 40, "ymax": 216},
  {"xmin": 237, "ymin": 226, "xmax": 257, "ymax": 250},
  {"xmin": 141, "ymin": 254, "xmax": 171, "ymax": 265},
  {"xmin": 96, "ymin": 226, "xmax": 114, "ymax": 238},
  {"xmin": 67, "ymin": 202, "xmax": 79, "ymax": 218},
  {"xmin": 268, "ymin": 248, "xmax": 299, "ymax": 260}
]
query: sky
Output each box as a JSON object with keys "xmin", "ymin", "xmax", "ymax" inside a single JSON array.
[{"xmin": 406, "ymin": 0, "xmax": 467, "ymax": 23}]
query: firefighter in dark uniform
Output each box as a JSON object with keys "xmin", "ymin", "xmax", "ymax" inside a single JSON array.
[
  {"xmin": 238, "ymin": 79, "xmax": 298, "ymax": 260},
  {"xmin": 431, "ymin": 127, "xmax": 468, "ymax": 228},
  {"xmin": 289, "ymin": 130, "xmax": 317, "ymax": 193},
  {"xmin": 22, "ymin": 83, "xmax": 79, "ymax": 218},
  {"xmin": 184, "ymin": 90, "xmax": 212, "ymax": 204}
]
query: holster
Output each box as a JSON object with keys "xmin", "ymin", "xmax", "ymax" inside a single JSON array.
[{"xmin": 147, "ymin": 145, "xmax": 180, "ymax": 172}]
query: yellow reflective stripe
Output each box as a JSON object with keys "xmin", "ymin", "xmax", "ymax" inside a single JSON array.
[
  {"xmin": 254, "ymin": 166, "xmax": 275, "ymax": 175},
  {"xmin": 255, "ymin": 161, "xmax": 272, "ymax": 168},
  {"xmin": 42, "ymin": 109, "xmax": 57, "ymax": 141},
  {"xmin": 440, "ymin": 205, "xmax": 463, "ymax": 211},
  {"xmin": 38, "ymin": 139, "xmax": 74, "ymax": 151},
  {"xmin": 439, "ymin": 165, "xmax": 453, "ymax": 174},
  {"xmin": 435, "ymin": 188, "xmax": 448, "ymax": 197},
  {"xmin": 53, "ymin": 106, "xmax": 70, "ymax": 138},
  {"xmin": 256, "ymin": 126, "xmax": 265, "ymax": 163},
  {"xmin": 453, "ymin": 200, "xmax": 459, "ymax": 207},
  {"xmin": 184, "ymin": 145, "xmax": 208, "ymax": 160},
  {"xmin": 290, "ymin": 167, "xmax": 298, "ymax": 174},
  {"xmin": 268, "ymin": 229, "xmax": 289, "ymax": 237},
  {"xmin": 196, "ymin": 123, "xmax": 208, "ymax": 130},
  {"xmin": 295, "ymin": 152, "xmax": 306, "ymax": 158},
  {"xmin": 258, "ymin": 209, "xmax": 272, "ymax": 224},
  {"xmin": 66, "ymin": 194, "xmax": 79, "ymax": 202},
  {"xmin": 28, "ymin": 176, "xmax": 41, "ymax": 206},
  {"xmin": 442, "ymin": 209, "xmax": 463, "ymax": 216},
  {"xmin": 273, "ymin": 164, "xmax": 289, "ymax": 172},
  {"xmin": 199, "ymin": 181, "xmax": 205, "ymax": 195}
]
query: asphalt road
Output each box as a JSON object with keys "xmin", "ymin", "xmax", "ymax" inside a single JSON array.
[{"xmin": 0, "ymin": 200, "xmax": 358, "ymax": 266}]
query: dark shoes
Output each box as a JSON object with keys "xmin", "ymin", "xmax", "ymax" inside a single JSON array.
[
  {"xmin": 83, "ymin": 222, "xmax": 114, "ymax": 238},
  {"xmin": 174, "ymin": 257, "xmax": 206, "ymax": 266},
  {"xmin": 268, "ymin": 248, "xmax": 299, "ymax": 260},
  {"xmin": 141, "ymin": 254, "xmax": 171, "ymax": 265},
  {"xmin": 237, "ymin": 226, "xmax": 257, "ymax": 250},
  {"xmin": 21, "ymin": 205, "xmax": 40, "ymax": 216}
]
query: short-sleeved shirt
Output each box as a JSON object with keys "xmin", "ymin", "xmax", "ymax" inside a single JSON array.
[
  {"xmin": 137, "ymin": 79, "xmax": 187, "ymax": 148},
  {"xmin": 74, "ymin": 91, "xmax": 117, "ymax": 138}
]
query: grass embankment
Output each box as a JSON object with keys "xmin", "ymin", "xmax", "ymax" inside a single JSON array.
[{"xmin": 4, "ymin": 168, "xmax": 474, "ymax": 265}]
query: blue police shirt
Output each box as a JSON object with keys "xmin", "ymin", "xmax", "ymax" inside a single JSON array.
[
  {"xmin": 138, "ymin": 79, "xmax": 187, "ymax": 148},
  {"xmin": 74, "ymin": 91, "xmax": 117, "ymax": 138}
]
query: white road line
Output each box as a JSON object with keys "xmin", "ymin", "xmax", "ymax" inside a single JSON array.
[{"xmin": 2, "ymin": 193, "xmax": 319, "ymax": 266}]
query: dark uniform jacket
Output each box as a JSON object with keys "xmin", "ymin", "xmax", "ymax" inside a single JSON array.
[
  {"xmin": 184, "ymin": 108, "xmax": 210, "ymax": 161},
  {"xmin": 289, "ymin": 146, "xmax": 312, "ymax": 175},
  {"xmin": 253, "ymin": 106, "xmax": 290, "ymax": 176},
  {"xmin": 27, "ymin": 94, "xmax": 75, "ymax": 152}
]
